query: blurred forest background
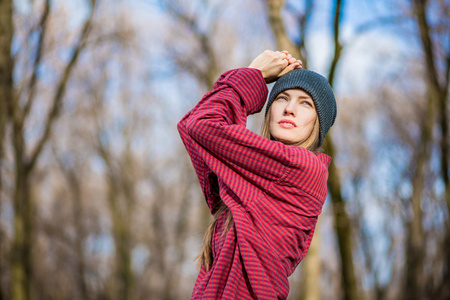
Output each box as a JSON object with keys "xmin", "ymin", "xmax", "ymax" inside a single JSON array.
[{"xmin": 0, "ymin": 0, "xmax": 449, "ymax": 299}]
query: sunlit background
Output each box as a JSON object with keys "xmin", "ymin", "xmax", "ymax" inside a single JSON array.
[{"xmin": 0, "ymin": 0, "xmax": 449, "ymax": 299}]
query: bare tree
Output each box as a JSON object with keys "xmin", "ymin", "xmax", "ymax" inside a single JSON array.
[
  {"xmin": 324, "ymin": 1, "xmax": 360, "ymax": 299},
  {"xmin": 404, "ymin": 1, "xmax": 450, "ymax": 299},
  {"xmin": 0, "ymin": 0, "xmax": 13, "ymax": 299},
  {"xmin": 162, "ymin": 0, "xmax": 220, "ymax": 90},
  {"xmin": 141, "ymin": 1, "xmax": 224, "ymax": 297},
  {"xmin": 0, "ymin": 0, "xmax": 12, "ymax": 185},
  {"xmin": 3, "ymin": 0, "xmax": 447, "ymax": 299},
  {"xmin": 1, "ymin": 1, "xmax": 97, "ymax": 299},
  {"xmin": 53, "ymin": 149, "xmax": 90, "ymax": 300}
]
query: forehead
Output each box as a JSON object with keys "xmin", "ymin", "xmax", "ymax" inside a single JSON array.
[{"xmin": 279, "ymin": 88, "xmax": 312, "ymax": 98}]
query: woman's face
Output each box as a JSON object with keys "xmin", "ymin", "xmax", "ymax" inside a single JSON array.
[{"xmin": 269, "ymin": 88, "xmax": 317, "ymax": 144}]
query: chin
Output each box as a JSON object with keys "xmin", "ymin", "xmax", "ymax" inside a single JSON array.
[{"xmin": 272, "ymin": 134, "xmax": 301, "ymax": 145}]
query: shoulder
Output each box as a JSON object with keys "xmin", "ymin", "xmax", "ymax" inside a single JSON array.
[
  {"xmin": 287, "ymin": 146, "xmax": 331, "ymax": 172},
  {"xmin": 282, "ymin": 146, "xmax": 331, "ymax": 201}
]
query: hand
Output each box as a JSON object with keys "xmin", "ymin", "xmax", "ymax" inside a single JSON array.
[
  {"xmin": 280, "ymin": 50, "xmax": 303, "ymax": 75},
  {"xmin": 281, "ymin": 50, "xmax": 302, "ymax": 66},
  {"xmin": 248, "ymin": 50, "xmax": 302, "ymax": 83}
]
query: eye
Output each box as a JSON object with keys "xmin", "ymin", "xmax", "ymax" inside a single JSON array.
[
  {"xmin": 276, "ymin": 96, "xmax": 288, "ymax": 101},
  {"xmin": 301, "ymin": 100, "xmax": 313, "ymax": 107}
]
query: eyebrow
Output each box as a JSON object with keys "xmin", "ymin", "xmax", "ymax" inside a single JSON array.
[
  {"xmin": 280, "ymin": 92, "xmax": 312, "ymax": 101},
  {"xmin": 280, "ymin": 91, "xmax": 310, "ymax": 98}
]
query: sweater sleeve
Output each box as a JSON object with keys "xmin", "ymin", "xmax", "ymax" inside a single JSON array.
[{"xmin": 177, "ymin": 68, "xmax": 329, "ymax": 213}]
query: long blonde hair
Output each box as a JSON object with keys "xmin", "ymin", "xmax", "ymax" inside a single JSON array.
[{"xmin": 196, "ymin": 107, "xmax": 321, "ymax": 271}]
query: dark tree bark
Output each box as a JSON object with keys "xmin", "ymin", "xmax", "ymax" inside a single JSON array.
[
  {"xmin": 324, "ymin": 1, "xmax": 359, "ymax": 300},
  {"xmin": 410, "ymin": 1, "xmax": 450, "ymax": 299},
  {"xmin": 0, "ymin": 0, "xmax": 13, "ymax": 178},
  {"xmin": 0, "ymin": 0, "xmax": 13, "ymax": 299},
  {"xmin": 55, "ymin": 155, "xmax": 90, "ymax": 300},
  {"xmin": 95, "ymin": 129, "xmax": 134, "ymax": 300}
]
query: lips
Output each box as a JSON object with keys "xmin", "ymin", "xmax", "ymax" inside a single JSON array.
[{"xmin": 278, "ymin": 119, "xmax": 297, "ymax": 128}]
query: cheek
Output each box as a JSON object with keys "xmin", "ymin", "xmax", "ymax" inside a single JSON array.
[
  {"xmin": 269, "ymin": 103, "xmax": 282, "ymax": 119},
  {"xmin": 269, "ymin": 105, "xmax": 281, "ymax": 127},
  {"xmin": 301, "ymin": 109, "xmax": 317, "ymax": 125},
  {"xmin": 268, "ymin": 119, "xmax": 277, "ymax": 134}
]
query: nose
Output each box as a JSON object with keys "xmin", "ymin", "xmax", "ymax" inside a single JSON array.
[{"xmin": 283, "ymin": 100, "xmax": 296, "ymax": 117}]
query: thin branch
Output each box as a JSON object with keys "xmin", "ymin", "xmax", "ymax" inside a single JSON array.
[
  {"xmin": 445, "ymin": 52, "xmax": 450, "ymax": 103},
  {"xmin": 328, "ymin": 0, "xmax": 343, "ymax": 87},
  {"xmin": 27, "ymin": 0, "xmax": 97, "ymax": 171},
  {"xmin": 22, "ymin": 0, "xmax": 50, "ymax": 125},
  {"xmin": 297, "ymin": 0, "xmax": 313, "ymax": 68},
  {"xmin": 285, "ymin": 0, "xmax": 313, "ymax": 67},
  {"xmin": 164, "ymin": 0, "xmax": 219, "ymax": 88},
  {"xmin": 414, "ymin": 0, "xmax": 441, "ymax": 96}
]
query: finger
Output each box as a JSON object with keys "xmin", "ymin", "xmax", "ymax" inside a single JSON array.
[
  {"xmin": 279, "ymin": 63, "xmax": 297, "ymax": 76},
  {"xmin": 287, "ymin": 63, "xmax": 297, "ymax": 71},
  {"xmin": 289, "ymin": 59, "xmax": 301, "ymax": 67},
  {"xmin": 278, "ymin": 52, "xmax": 287, "ymax": 60},
  {"xmin": 265, "ymin": 50, "xmax": 276, "ymax": 57}
]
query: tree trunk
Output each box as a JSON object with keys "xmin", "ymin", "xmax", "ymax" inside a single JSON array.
[
  {"xmin": 440, "ymin": 68, "xmax": 449, "ymax": 299},
  {"xmin": 11, "ymin": 167, "xmax": 33, "ymax": 300},
  {"xmin": 8, "ymin": 1, "xmax": 95, "ymax": 298},
  {"xmin": 120, "ymin": 152, "xmax": 137, "ymax": 300},
  {"xmin": 0, "ymin": 0, "xmax": 13, "ymax": 173},
  {"xmin": 410, "ymin": 0, "xmax": 449, "ymax": 298},
  {"xmin": 114, "ymin": 215, "xmax": 133, "ymax": 300},
  {"xmin": 325, "ymin": 136, "xmax": 359, "ymax": 300},
  {"xmin": 69, "ymin": 172, "xmax": 89, "ymax": 300},
  {"xmin": 326, "ymin": 1, "xmax": 359, "ymax": 299},
  {"xmin": 0, "ymin": 0, "xmax": 13, "ymax": 299},
  {"xmin": 103, "ymin": 158, "xmax": 133, "ymax": 300},
  {"xmin": 403, "ymin": 93, "xmax": 434, "ymax": 300},
  {"xmin": 299, "ymin": 222, "xmax": 321, "ymax": 300},
  {"xmin": 94, "ymin": 123, "xmax": 133, "ymax": 300}
]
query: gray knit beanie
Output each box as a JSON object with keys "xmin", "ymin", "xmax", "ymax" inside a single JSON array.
[{"xmin": 265, "ymin": 69, "xmax": 337, "ymax": 147}]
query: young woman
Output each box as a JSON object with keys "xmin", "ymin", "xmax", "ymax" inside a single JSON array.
[{"xmin": 178, "ymin": 50, "xmax": 337, "ymax": 299}]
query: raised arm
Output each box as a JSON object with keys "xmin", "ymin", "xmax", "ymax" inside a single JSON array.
[{"xmin": 177, "ymin": 50, "xmax": 327, "ymax": 213}]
